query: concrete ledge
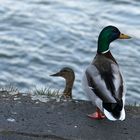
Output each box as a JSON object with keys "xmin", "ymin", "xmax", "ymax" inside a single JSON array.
[{"xmin": 0, "ymin": 92, "xmax": 140, "ymax": 140}]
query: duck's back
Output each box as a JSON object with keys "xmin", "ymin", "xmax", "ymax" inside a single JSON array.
[
  {"xmin": 83, "ymin": 52, "xmax": 125, "ymax": 107},
  {"xmin": 95, "ymin": 53, "xmax": 123, "ymax": 98}
]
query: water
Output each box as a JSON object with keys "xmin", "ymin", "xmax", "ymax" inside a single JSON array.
[{"xmin": 0, "ymin": 0, "xmax": 140, "ymax": 104}]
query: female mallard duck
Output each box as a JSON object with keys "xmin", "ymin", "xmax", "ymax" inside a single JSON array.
[
  {"xmin": 50, "ymin": 67, "xmax": 75, "ymax": 99},
  {"xmin": 82, "ymin": 25, "xmax": 131, "ymax": 121}
]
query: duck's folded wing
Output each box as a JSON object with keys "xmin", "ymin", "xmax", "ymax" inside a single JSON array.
[{"xmin": 83, "ymin": 64, "xmax": 124, "ymax": 103}]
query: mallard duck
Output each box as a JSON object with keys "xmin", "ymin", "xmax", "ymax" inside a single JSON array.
[
  {"xmin": 82, "ymin": 25, "xmax": 131, "ymax": 121},
  {"xmin": 50, "ymin": 67, "xmax": 75, "ymax": 99}
]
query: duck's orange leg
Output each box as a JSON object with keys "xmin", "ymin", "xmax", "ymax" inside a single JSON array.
[{"xmin": 87, "ymin": 108, "xmax": 105, "ymax": 120}]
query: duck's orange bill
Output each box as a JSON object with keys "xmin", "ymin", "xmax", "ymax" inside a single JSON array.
[{"xmin": 119, "ymin": 33, "xmax": 131, "ymax": 39}]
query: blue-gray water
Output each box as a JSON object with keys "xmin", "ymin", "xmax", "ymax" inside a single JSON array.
[{"xmin": 0, "ymin": 0, "xmax": 140, "ymax": 104}]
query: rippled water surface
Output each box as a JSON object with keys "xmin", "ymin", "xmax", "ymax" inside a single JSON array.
[{"xmin": 0, "ymin": 0, "xmax": 140, "ymax": 104}]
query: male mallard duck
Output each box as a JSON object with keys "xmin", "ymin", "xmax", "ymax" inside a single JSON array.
[
  {"xmin": 82, "ymin": 25, "xmax": 131, "ymax": 121},
  {"xmin": 50, "ymin": 67, "xmax": 75, "ymax": 99}
]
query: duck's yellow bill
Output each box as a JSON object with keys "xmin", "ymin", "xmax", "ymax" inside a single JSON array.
[{"xmin": 119, "ymin": 33, "xmax": 131, "ymax": 39}]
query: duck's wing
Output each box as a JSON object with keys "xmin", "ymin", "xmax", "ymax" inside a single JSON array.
[{"xmin": 83, "ymin": 62, "xmax": 124, "ymax": 104}]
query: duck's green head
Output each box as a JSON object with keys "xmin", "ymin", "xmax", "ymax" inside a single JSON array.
[{"xmin": 97, "ymin": 25, "xmax": 131, "ymax": 53}]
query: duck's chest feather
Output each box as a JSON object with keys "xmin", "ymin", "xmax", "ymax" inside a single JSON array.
[{"xmin": 85, "ymin": 52, "xmax": 124, "ymax": 103}]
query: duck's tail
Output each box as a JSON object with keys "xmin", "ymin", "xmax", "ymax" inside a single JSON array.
[{"xmin": 103, "ymin": 99, "xmax": 125, "ymax": 121}]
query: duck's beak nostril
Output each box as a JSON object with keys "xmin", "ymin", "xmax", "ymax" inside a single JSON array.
[{"xmin": 119, "ymin": 33, "xmax": 131, "ymax": 39}]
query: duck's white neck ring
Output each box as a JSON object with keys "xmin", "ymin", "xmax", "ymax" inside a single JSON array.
[{"xmin": 101, "ymin": 49, "xmax": 110, "ymax": 54}]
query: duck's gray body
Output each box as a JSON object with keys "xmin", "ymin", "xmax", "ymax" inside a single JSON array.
[{"xmin": 82, "ymin": 51, "xmax": 125, "ymax": 121}]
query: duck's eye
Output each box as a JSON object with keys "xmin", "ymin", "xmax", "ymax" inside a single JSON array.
[
  {"xmin": 113, "ymin": 29, "xmax": 118, "ymax": 33},
  {"xmin": 113, "ymin": 30, "xmax": 117, "ymax": 33},
  {"xmin": 62, "ymin": 70, "xmax": 68, "ymax": 72}
]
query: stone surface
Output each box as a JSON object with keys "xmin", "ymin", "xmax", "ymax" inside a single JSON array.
[{"xmin": 0, "ymin": 92, "xmax": 140, "ymax": 140}]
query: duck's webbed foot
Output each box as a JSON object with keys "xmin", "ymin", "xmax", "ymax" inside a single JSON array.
[{"xmin": 87, "ymin": 108, "xmax": 105, "ymax": 120}]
